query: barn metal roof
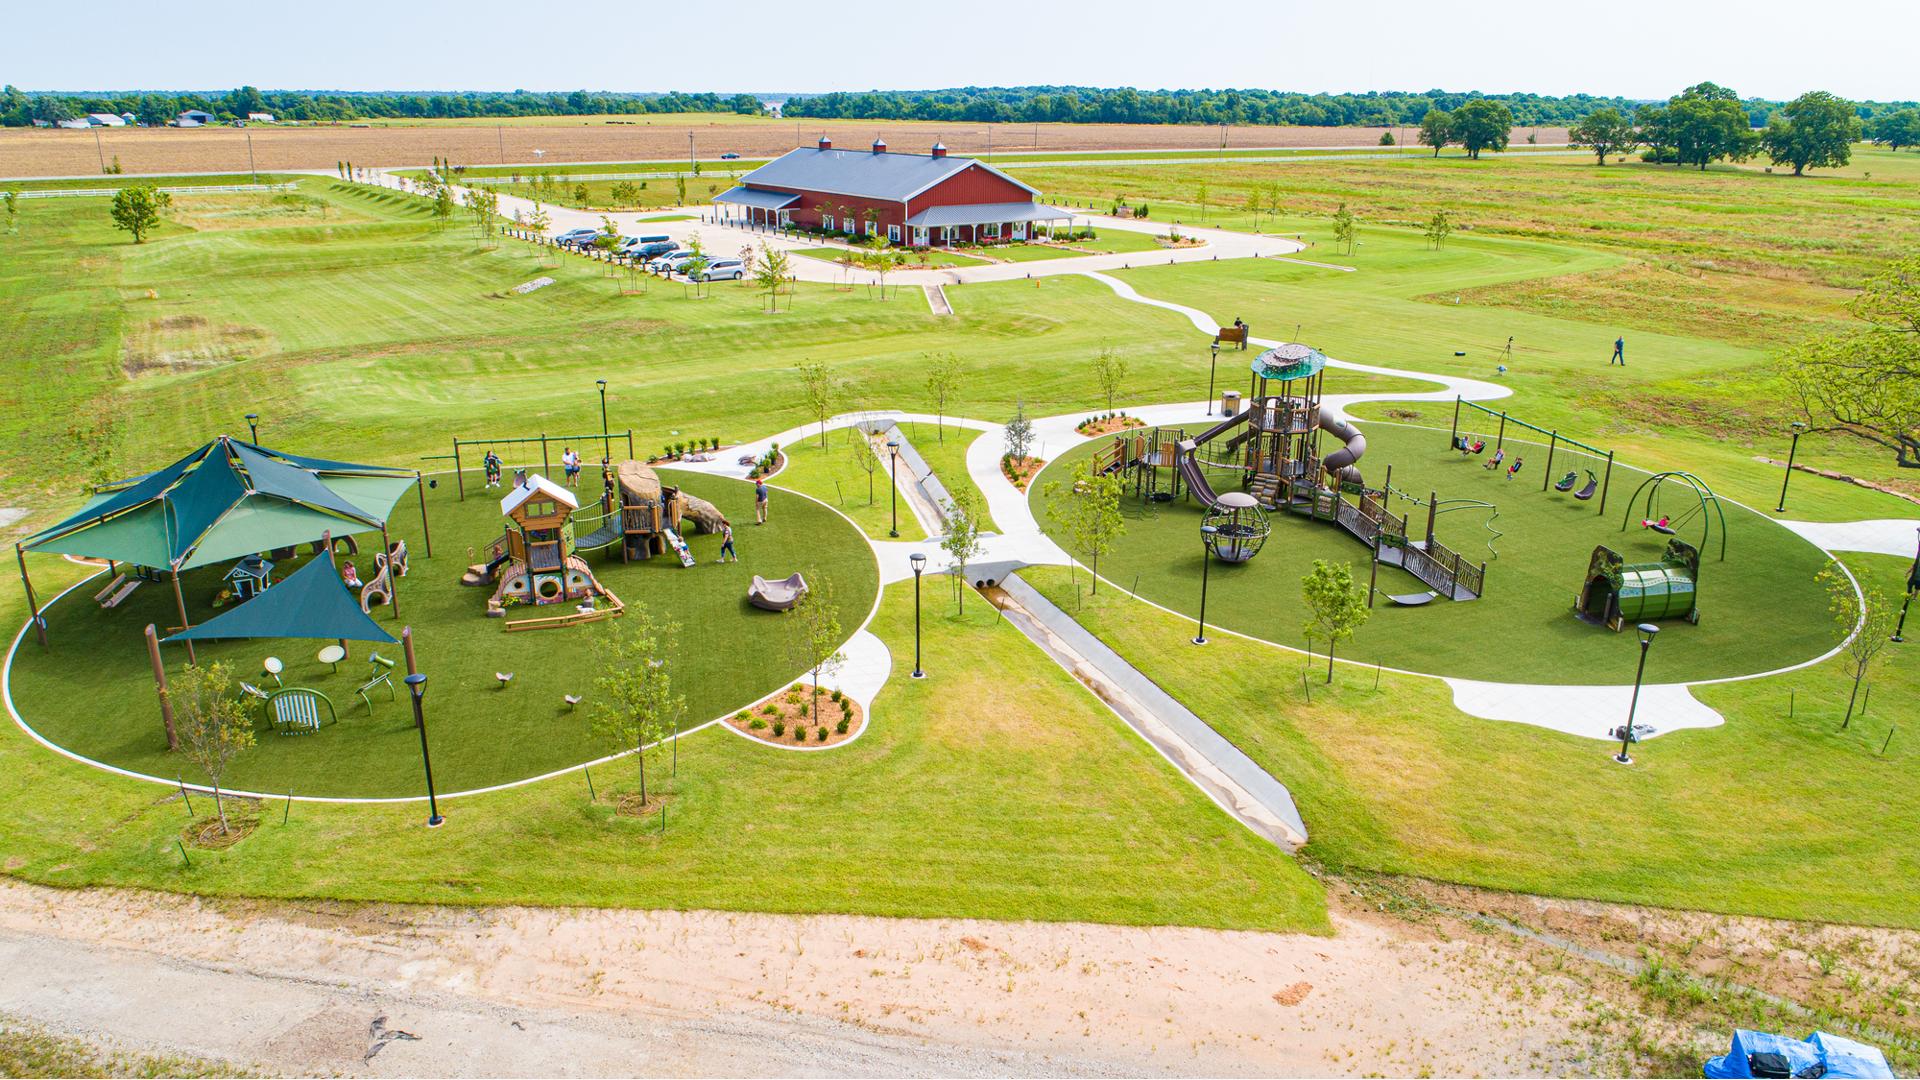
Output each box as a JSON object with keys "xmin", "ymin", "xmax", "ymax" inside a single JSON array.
[
  {"xmin": 905, "ymin": 201, "xmax": 1072, "ymax": 227},
  {"xmin": 713, "ymin": 186, "xmax": 799, "ymax": 210},
  {"xmin": 733, "ymin": 147, "xmax": 1038, "ymax": 202}
]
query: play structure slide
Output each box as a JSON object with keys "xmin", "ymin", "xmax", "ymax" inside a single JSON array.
[
  {"xmin": 1173, "ymin": 408, "xmax": 1253, "ymax": 506},
  {"xmin": 1319, "ymin": 411, "xmax": 1366, "ymax": 486},
  {"xmin": 662, "ymin": 527, "xmax": 695, "ymax": 568}
]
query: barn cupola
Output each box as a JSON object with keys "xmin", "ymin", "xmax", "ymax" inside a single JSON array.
[
  {"xmin": 930, "ymin": 142, "xmax": 948, "ymax": 158},
  {"xmin": 817, "ymin": 135, "xmax": 832, "ymax": 150},
  {"xmin": 871, "ymin": 137, "xmax": 887, "ymax": 153}
]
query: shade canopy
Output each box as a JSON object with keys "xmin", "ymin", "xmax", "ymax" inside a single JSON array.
[
  {"xmin": 163, "ymin": 548, "xmax": 397, "ymax": 645},
  {"xmin": 23, "ymin": 437, "xmax": 416, "ymax": 572}
]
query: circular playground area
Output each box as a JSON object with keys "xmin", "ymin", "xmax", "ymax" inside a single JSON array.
[
  {"xmin": 1031, "ymin": 419, "xmax": 1843, "ymax": 685},
  {"xmin": 7, "ymin": 466, "xmax": 879, "ymax": 799}
]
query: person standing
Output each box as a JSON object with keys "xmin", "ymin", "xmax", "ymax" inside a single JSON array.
[
  {"xmin": 1610, "ymin": 336, "xmax": 1625, "ymax": 366},
  {"xmin": 754, "ymin": 479, "xmax": 769, "ymax": 524},
  {"xmin": 718, "ymin": 520, "xmax": 737, "ymax": 562},
  {"xmin": 561, "ymin": 447, "xmax": 581, "ymax": 486}
]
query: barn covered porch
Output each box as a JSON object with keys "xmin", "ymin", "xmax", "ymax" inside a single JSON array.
[
  {"xmin": 906, "ymin": 201, "xmax": 1074, "ymax": 248},
  {"xmin": 712, "ymin": 186, "xmax": 799, "ymax": 228}
]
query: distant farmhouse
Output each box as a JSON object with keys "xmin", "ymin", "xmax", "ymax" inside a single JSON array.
[
  {"xmin": 247, "ymin": 112, "xmax": 276, "ymax": 123},
  {"xmin": 714, "ymin": 136, "xmax": 1070, "ymax": 247},
  {"xmin": 174, "ymin": 110, "xmax": 214, "ymax": 127},
  {"xmin": 85, "ymin": 113, "xmax": 125, "ymax": 127}
]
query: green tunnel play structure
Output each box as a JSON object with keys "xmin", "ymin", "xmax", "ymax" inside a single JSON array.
[{"xmin": 1574, "ymin": 539, "xmax": 1701, "ymax": 631}]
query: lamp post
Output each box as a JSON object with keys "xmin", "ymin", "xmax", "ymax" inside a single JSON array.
[
  {"xmin": 887, "ymin": 436, "xmax": 901, "ymax": 538},
  {"xmin": 1775, "ymin": 421, "xmax": 1807, "ymax": 513},
  {"xmin": 1194, "ymin": 525, "xmax": 1217, "ymax": 645},
  {"xmin": 1614, "ymin": 623, "xmax": 1659, "ymax": 765},
  {"xmin": 1206, "ymin": 343, "xmax": 1220, "ymax": 416},
  {"xmin": 405, "ymin": 673, "xmax": 445, "ymax": 826},
  {"xmin": 245, "ymin": 413, "xmax": 259, "ymax": 443},
  {"xmin": 909, "ymin": 552, "xmax": 927, "ymax": 678},
  {"xmin": 595, "ymin": 379, "xmax": 610, "ymax": 462},
  {"xmin": 1894, "ymin": 527, "xmax": 1919, "ymax": 643}
]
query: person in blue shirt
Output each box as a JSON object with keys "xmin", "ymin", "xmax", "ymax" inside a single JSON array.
[
  {"xmin": 755, "ymin": 479, "xmax": 769, "ymax": 524},
  {"xmin": 1610, "ymin": 337, "xmax": 1625, "ymax": 366}
]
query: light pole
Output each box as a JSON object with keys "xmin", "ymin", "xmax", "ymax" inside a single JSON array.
[
  {"xmin": 887, "ymin": 436, "xmax": 901, "ymax": 538},
  {"xmin": 909, "ymin": 552, "xmax": 926, "ymax": 678},
  {"xmin": 245, "ymin": 413, "xmax": 259, "ymax": 443},
  {"xmin": 1775, "ymin": 421, "xmax": 1807, "ymax": 513},
  {"xmin": 1194, "ymin": 525, "xmax": 1217, "ymax": 645},
  {"xmin": 1614, "ymin": 623, "xmax": 1659, "ymax": 765},
  {"xmin": 595, "ymin": 379, "xmax": 610, "ymax": 462},
  {"xmin": 406, "ymin": 673, "xmax": 445, "ymax": 826},
  {"xmin": 1894, "ymin": 527, "xmax": 1919, "ymax": 643},
  {"xmin": 1206, "ymin": 343, "xmax": 1220, "ymax": 416}
]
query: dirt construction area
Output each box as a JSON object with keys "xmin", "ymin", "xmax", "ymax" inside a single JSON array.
[{"xmin": 0, "ymin": 117, "xmax": 1570, "ymax": 177}]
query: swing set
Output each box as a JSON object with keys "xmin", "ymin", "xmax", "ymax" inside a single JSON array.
[
  {"xmin": 1449, "ymin": 396, "xmax": 1615, "ymax": 513},
  {"xmin": 1619, "ymin": 470, "xmax": 1728, "ymax": 561}
]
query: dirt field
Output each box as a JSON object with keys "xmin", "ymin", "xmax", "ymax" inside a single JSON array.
[{"xmin": 0, "ymin": 116, "xmax": 1570, "ymax": 178}]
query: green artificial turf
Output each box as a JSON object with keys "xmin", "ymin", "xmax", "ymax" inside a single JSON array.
[
  {"xmin": 8, "ymin": 469, "xmax": 878, "ymax": 798},
  {"xmin": 1030, "ymin": 420, "xmax": 1841, "ymax": 684},
  {"xmin": 1020, "ymin": 554, "xmax": 1920, "ymax": 929},
  {"xmin": 0, "ymin": 581, "xmax": 1327, "ymax": 932}
]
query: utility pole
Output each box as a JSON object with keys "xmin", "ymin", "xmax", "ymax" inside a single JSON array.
[
  {"xmin": 245, "ymin": 133, "xmax": 256, "ymax": 182},
  {"xmin": 498, "ymin": 124, "xmax": 505, "ymax": 164},
  {"xmin": 94, "ymin": 127, "xmax": 106, "ymax": 173}
]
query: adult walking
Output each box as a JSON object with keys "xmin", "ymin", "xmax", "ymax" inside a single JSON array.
[
  {"xmin": 755, "ymin": 478, "xmax": 769, "ymax": 524},
  {"xmin": 718, "ymin": 520, "xmax": 738, "ymax": 563},
  {"xmin": 1610, "ymin": 336, "xmax": 1625, "ymax": 366}
]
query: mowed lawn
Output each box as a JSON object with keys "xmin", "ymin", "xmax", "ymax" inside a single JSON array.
[
  {"xmin": 1032, "ymin": 420, "xmax": 1840, "ymax": 684},
  {"xmin": 9, "ymin": 471, "xmax": 879, "ymax": 797},
  {"xmin": 0, "ymin": 582, "xmax": 1327, "ymax": 932},
  {"xmin": 1019, "ymin": 553, "xmax": 1920, "ymax": 929},
  {"xmin": 777, "ymin": 421, "xmax": 997, "ymax": 540}
]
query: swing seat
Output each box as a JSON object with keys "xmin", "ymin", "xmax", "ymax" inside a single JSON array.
[
  {"xmin": 1470, "ymin": 440, "xmax": 1486, "ymax": 454},
  {"xmin": 1555, "ymin": 471, "xmax": 1578, "ymax": 492},
  {"xmin": 1387, "ymin": 590, "xmax": 1440, "ymax": 606},
  {"xmin": 1574, "ymin": 475, "xmax": 1598, "ymax": 501},
  {"xmin": 1642, "ymin": 518, "xmax": 1675, "ymax": 534}
]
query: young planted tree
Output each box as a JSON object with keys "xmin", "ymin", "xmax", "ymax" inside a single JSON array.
[
  {"xmin": 1194, "ymin": 178, "xmax": 1209, "ymax": 222},
  {"xmin": 1091, "ymin": 346, "xmax": 1129, "ymax": 413},
  {"xmin": 591, "ymin": 603, "xmax": 686, "ymax": 807},
  {"xmin": 1818, "ymin": 563, "xmax": 1898, "ymax": 727},
  {"xmin": 1424, "ymin": 208, "xmax": 1454, "ymax": 250},
  {"xmin": 109, "ymin": 184, "xmax": 170, "ymax": 243},
  {"xmin": 3, "ymin": 190, "xmax": 17, "ymax": 233},
  {"xmin": 1568, "ymin": 107, "xmax": 1640, "ymax": 165},
  {"xmin": 939, "ymin": 491, "xmax": 985, "ymax": 613},
  {"xmin": 610, "ymin": 180, "xmax": 640, "ymax": 205},
  {"xmin": 1004, "ymin": 398, "xmax": 1034, "ymax": 466},
  {"xmin": 1762, "ymin": 90, "xmax": 1862, "ymax": 176},
  {"xmin": 1417, "ymin": 108, "xmax": 1453, "ymax": 157},
  {"xmin": 812, "ymin": 200, "xmax": 831, "ymax": 231},
  {"xmin": 923, "ymin": 351, "xmax": 964, "ymax": 441},
  {"xmin": 463, "ymin": 185, "xmax": 500, "ymax": 244},
  {"xmin": 1044, "ymin": 460, "xmax": 1125, "ymax": 593},
  {"xmin": 431, "ymin": 183, "xmax": 457, "ymax": 229},
  {"xmin": 862, "ymin": 206, "xmax": 879, "ymax": 238},
  {"xmin": 572, "ymin": 182, "xmax": 591, "ymax": 207},
  {"xmin": 524, "ymin": 203, "xmax": 551, "ymax": 260},
  {"xmin": 679, "ymin": 233, "xmax": 710, "ymax": 297},
  {"xmin": 1301, "ymin": 559, "xmax": 1369, "ymax": 683},
  {"xmin": 850, "ymin": 435, "xmax": 880, "ymax": 503},
  {"xmin": 171, "ymin": 662, "xmax": 254, "ymax": 835},
  {"xmin": 795, "ymin": 360, "xmax": 837, "ymax": 447},
  {"xmin": 1244, "ymin": 186, "xmax": 1264, "ymax": 230},
  {"xmin": 784, "ymin": 575, "xmax": 843, "ymax": 722},
  {"xmin": 754, "ymin": 243, "xmax": 790, "ymax": 312},
  {"xmin": 1785, "ymin": 255, "xmax": 1920, "ymax": 467},
  {"xmin": 674, "ymin": 175, "xmax": 688, "ymax": 207},
  {"xmin": 1331, "ymin": 203, "xmax": 1356, "ymax": 255}
]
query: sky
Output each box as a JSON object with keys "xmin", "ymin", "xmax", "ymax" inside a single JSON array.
[{"xmin": 6, "ymin": 0, "xmax": 1915, "ymax": 102}]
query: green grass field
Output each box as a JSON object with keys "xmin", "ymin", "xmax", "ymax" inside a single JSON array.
[
  {"xmin": 1019, "ymin": 554, "xmax": 1920, "ymax": 929},
  {"xmin": 776, "ymin": 421, "xmax": 997, "ymax": 539},
  {"xmin": 9, "ymin": 470, "xmax": 879, "ymax": 797},
  {"xmin": 1032, "ymin": 420, "xmax": 1840, "ymax": 683}
]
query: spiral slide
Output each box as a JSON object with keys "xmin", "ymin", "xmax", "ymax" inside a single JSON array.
[{"xmin": 1319, "ymin": 411, "xmax": 1367, "ymax": 486}]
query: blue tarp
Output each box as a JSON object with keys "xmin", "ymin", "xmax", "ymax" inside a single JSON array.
[{"xmin": 1703, "ymin": 1029, "xmax": 1893, "ymax": 1079}]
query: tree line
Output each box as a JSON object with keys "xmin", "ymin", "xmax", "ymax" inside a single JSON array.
[
  {"xmin": 1551, "ymin": 83, "xmax": 1895, "ymax": 174},
  {"xmin": 0, "ymin": 86, "xmax": 766, "ymax": 127},
  {"xmin": 778, "ymin": 84, "xmax": 1915, "ymax": 129}
]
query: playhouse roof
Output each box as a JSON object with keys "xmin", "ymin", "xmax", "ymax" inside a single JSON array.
[
  {"xmin": 500, "ymin": 474, "xmax": 578, "ymax": 517},
  {"xmin": 22, "ymin": 437, "xmax": 416, "ymax": 572},
  {"xmin": 164, "ymin": 545, "xmax": 397, "ymax": 645}
]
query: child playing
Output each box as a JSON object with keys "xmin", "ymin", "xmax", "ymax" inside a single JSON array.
[
  {"xmin": 483, "ymin": 449, "xmax": 503, "ymax": 489},
  {"xmin": 718, "ymin": 520, "xmax": 737, "ymax": 563},
  {"xmin": 1506, "ymin": 456, "xmax": 1525, "ymax": 480}
]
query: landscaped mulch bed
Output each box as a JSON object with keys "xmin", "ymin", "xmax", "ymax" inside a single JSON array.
[
  {"xmin": 727, "ymin": 683, "xmax": 864, "ymax": 748},
  {"xmin": 1001, "ymin": 455, "xmax": 1047, "ymax": 492},
  {"xmin": 1076, "ymin": 415, "xmax": 1145, "ymax": 437}
]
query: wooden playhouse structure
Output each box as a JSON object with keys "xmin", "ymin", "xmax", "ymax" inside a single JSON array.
[{"xmin": 486, "ymin": 475, "xmax": 623, "ymax": 629}]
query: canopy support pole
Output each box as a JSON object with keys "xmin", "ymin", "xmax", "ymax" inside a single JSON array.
[
  {"xmin": 144, "ymin": 623, "xmax": 177, "ymax": 750},
  {"xmin": 15, "ymin": 544, "xmax": 45, "ymax": 649},
  {"xmin": 381, "ymin": 525, "xmax": 401, "ymax": 619},
  {"xmin": 414, "ymin": 471, "xmax": 433, "ymax": 557},
  {"xmin": 170, "ymin": 570, "xmax": 196, "ymax": 665}
]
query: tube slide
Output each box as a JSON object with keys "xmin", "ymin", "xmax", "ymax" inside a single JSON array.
[{"xmin": 1319, "ymin": 412, "xmax": 1366, "ymax": 486}]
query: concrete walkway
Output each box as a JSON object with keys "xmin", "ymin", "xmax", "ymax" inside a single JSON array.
[
  {"xmin": 996, "ymin": 574, "xmax": 1309, "ymax": 847},
  {"xmin": 1780, "ymin": 518, "xmax": 1920, "ymax": 559}
]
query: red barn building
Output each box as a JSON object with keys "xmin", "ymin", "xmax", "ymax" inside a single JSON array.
[{"xmin": 714, "ymin": 137, "xmax": 1071, "ymax": 246}]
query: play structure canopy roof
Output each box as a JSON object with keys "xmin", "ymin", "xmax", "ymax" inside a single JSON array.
[
  {"xmin": 22, "ymin": 437, "xmax": 415, "ymax": 572},
  {"xmin": 1251, "ymin": 343, "xmax": 1329, "ymax": 382},
  {"xmin": 163, "ymin": 546, "xmax": 398, "ymax": 645},
  {"xmin": 500, "ymin": 474, "xmax": 578, "ymax": 516}
]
